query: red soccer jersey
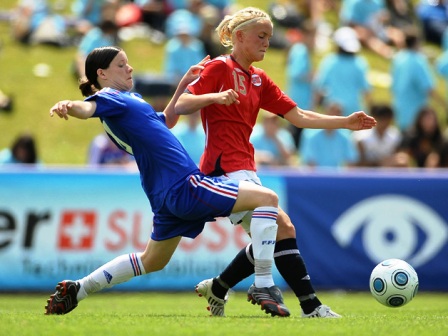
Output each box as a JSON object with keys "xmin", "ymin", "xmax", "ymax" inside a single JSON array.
[{"xmin": 187, "ymin": 55, "xmax": 297, "ymax": 175}]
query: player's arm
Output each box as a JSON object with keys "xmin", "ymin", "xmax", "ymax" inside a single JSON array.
[
  {"xmin": 175, "ymin": 89, "xmax": 240, "ymax": 116},
  {"xmin": 49, "ymin": 100, "xmax": 96, "ymax": 120},
  {"xmin": 163, "ymin": 56, "xmax": 210, "ymax": 128},
  {"xmin": 284, "ymin": 107, "xmax": 377, "ymax": 131}
]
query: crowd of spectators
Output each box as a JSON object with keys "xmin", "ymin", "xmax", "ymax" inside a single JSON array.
[{"xmin": 2, "ymin": 0, "xmax": 448, "ymax": 169}]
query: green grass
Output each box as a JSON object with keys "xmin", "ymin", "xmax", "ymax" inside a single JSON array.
[{"xmin": 0, "ymin": 291, "xmax": 447, "ymax": 335}]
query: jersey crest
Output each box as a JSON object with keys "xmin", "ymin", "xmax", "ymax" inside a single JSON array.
[{"xmin": 251, "ymin": 74, "xmax": 262, "ymax": 86}]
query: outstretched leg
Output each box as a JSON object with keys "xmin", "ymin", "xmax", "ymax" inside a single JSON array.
[{"xmin": 45, "ymin": 236, "xmax": 181, "ymax": 315}]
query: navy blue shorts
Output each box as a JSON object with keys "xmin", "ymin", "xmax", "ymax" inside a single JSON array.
[{"xmin": 151, "ymin": 174, "xmax": 239, "ymax": 241}]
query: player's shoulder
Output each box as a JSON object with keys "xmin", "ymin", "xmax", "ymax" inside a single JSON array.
[
  {"xmin": 251, "ymin": 65, "xmax": 267, "ymax": 76},
  {"xmin": 205, "ymin": 55, "xmax": 232, "ymax": 69},
  {"xmin": 96, "ymin": 87, "xmax": 123, "ymax": 97}
]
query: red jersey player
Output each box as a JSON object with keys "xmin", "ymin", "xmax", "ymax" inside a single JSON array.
[{"xmin": 175, "ymin": 6, "xmax": 376, "ymax": 318}]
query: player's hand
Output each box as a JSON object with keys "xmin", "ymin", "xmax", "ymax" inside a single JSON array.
[
  {"xmin": 346, "ymin": 111, "xmax": 377, "ymax": 131},
  {"xmin": 182, "ymin": 55, "xmax": 211, "ymax": 84},
  {"xmin": 215, "ymin": 89, "xmax": 240, "ymax": 106},
  {"xmin": 191, "ymin": 55, "xmax": 210, "ymax": 75},
  {"xmin": 49, "ymin": 100, "xmax": 73, "ymax": 120}
]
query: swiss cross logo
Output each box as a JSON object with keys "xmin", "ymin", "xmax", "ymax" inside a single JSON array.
[{"xmin": 58, "ymin": 211, "xmax": 97, "ymax": 250}]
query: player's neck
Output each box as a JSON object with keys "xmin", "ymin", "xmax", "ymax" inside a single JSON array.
[{"xmin": 230, "ymin": 53, "xmax": 251, "ymax": 71}]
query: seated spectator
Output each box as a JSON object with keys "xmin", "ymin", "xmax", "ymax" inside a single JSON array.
[
  {"xmin": 88, "ymin": 133, "xmax": 135, "ymax": 167},
  {"xmin": 170, "ymin": 113, "xmax": 205, "ymax": 166},
  {"xmin": 163, "ymin": 23, "xmax": 206, "ymax": 84},
  {"xmin": 299, "ymin": 102, "xmax": 359, "ymax": 168},
  {"xmin": 354, "ymin": 103, "xmax": 409, "ymax": 167},
  {"xmin": 71, "ymin": 0, "xmax": 120, "ymax": 33},
  {"xmin": 134, "ymin": 0, "xmax": 169, "ymax": 34},
  {"xmin": 416, "ymin": 0, "xmax": 448, "ymax": 46},
  {"xmin": 386, "ymin": 0, "xmax": 416, "ymax": 29},
  {"xmin": 438, "ymin": 137, "xmax": 448, "ymax": 167},
  {"xmin": 382, "ymin": 0, "xmax": 417, "ymax": 49},
  {"xmin": 397, "ymin": 106, "xmax": 445, "ymax": 168},
  {"xmin": 74, "ymin": 19, "xmax": 119, "ymax": 79},
  {"xmin": 11, "ymin": 0, "xmax": 69, "ymax": 46},
  {"xmin": 165, "ymin": 2, "xmax": 202, "ymax": 39},
  {"xmin": 0, "ymin": 133, "xmax": 41, "ymax": 165},
  {"xmin": 339, "ymin": 0, "xmax": 396, "ymax": 58},
  {"xmin": 251, "ymin": 112, "xmax": 296, "ymax": 167},
  {"xmin": 165, "ymin": 0, "xmax": 222, "ymax": 56}
]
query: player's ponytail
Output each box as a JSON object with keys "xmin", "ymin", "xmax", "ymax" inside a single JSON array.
[{"xmin": 79, "ymin": 79, "xmax": 96, "ymax": 97}]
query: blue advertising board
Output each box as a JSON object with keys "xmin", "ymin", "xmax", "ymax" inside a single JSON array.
[
  {"xmin": 281, "ymin": 169, "xmax": 448, "ymax": 291},
  {"xmin": 0, "ymin": 167, "xmax": 447, "ymax": 292}
]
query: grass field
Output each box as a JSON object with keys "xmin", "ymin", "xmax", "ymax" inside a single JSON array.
[{"xmin": 1, "ymin": 291, "xmax": 447, "ymax": 336}]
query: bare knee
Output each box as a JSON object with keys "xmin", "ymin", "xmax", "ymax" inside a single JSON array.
[
  {"xmin": 257, "ymin": 187, "xmax": 279, "ymax": 207},
  {"xmin": 140, "ymin": 253, "xmax": 167, "ymax": 273},
  {"xmin": 276, "ymin": 210, "xmax": 296, "ymax": 240},
  {"xmin": 266, "ymin": 189, "xmax": 279, "ymax": 207},
  {"xmin": 139, "ymin": 236, "xmax": 181, "ymax": 273}
]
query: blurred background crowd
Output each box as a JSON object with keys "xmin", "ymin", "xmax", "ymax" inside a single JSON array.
[{"xmin": 1, "ymin": 0, "xmax": 448, "ymax": 169}]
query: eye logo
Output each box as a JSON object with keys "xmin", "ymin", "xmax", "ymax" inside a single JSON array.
[{"xmin": 331, "ymin": 195, "xmax": 448, "ymax": 267}]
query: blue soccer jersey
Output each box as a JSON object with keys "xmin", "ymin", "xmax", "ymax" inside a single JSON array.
[{"xmin": 87, "ymin": 88, "xmax": 239, "ymax": 240}]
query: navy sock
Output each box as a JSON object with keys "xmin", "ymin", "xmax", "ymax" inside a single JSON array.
[
  {"xmin": 274, "ymin": 238, "xmax": 322, "ymax": 313},
  {"xmin": 212, "ymin": 244, "xmax": 254, "ymax": 299}
]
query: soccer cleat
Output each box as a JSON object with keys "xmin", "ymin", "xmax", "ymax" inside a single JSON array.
[
  {"xmin": 195, "ymin": 278, "xmax": 228, "ymax": 317},
  {"xmin": 45, "ymin": 280, "xmax": 80, "ymax": 315},
  {"xmin": 301, "ymin": 304, "xmax": 342, "ymax": 318},
  {"xmin": 247, "ymin": 284, "xmax": 290, "ymax": 317}
]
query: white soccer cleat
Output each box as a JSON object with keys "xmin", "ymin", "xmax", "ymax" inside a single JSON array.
[
  {"xmin": 195, "ymin": 278, "xmax": 228, "ymax": 317},
  {"xmin": 301, "ymin": 304, "xmax": 342, "ymax": 318}
]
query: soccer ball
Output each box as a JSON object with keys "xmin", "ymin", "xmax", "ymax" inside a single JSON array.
[{"xmin": 369, "ymin": 259, "xmax": 419, "ymax": 308}]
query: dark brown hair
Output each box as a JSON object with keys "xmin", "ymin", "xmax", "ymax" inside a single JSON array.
[
  {"xmin": 11, "ymin": 133, "xmax": 38, "ymax": 164},
  {"xmin": 79, "ymin": 46, "xmax": 122, "ymax": 97}
]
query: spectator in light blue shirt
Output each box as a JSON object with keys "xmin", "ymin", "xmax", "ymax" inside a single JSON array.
[
  {"xmin": 171, "ymin": 112, "xmax": 205, "ymax": 166},
  {"xmin": 165, "ymin": 8, "xmax": 203, "ymax": 38},
  {"xmin": 0, "ymin": 133, "xmax": 42, "ymax": 165},
  {"xmin": 71, "ymin": 0, "xmax": 112, "ymax": 28},
  {"xmin": 75, "ymin": 19, "xmax": 119, "ymax": 78},
  {"xmin": 390, "ymin": 26, "xmax": 442, "ymax": 132},
  {"xmin": 300, "ymin": 102, "xmax": 359, "ymax": 168},
  {"xmin": 314, "ymin": 26, "xmax": 371, "ymax": 117},
  {"xmin": 251, "ymin": 112, "xmax": 296, "ymax": 167},
  {"xmin": 285, "ymin": 21, "xmax": 316, "ymax": 149},
  {"xmin": 286, "ymin": 21, "xmax": 315, "ymax": 112},
  {"xmin": 164, "ymin": 24, "xmax": 206, "ymax": 83}
]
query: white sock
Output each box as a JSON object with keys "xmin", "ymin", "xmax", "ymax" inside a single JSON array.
[
  {"xmin": 77, "ymin": 253, "xmax": 146, "ymax": 301},
  {"xmin": 250, "ymin": 206, "xmax": 278, "ymax": 288}
]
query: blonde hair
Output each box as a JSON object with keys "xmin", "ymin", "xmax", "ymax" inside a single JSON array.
[{"xmin": 215, "ymin": 7, "xmax": 272, "ymax": 48}]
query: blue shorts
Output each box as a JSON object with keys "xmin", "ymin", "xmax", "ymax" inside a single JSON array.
[{"xmin": 151, "ymin": 173, "xmax": 239, "ymax": 241}]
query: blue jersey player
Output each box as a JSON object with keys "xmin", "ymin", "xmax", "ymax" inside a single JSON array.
[{"xmin": 44, "ymin": 46, "xmax": 290, "ymax": 317}]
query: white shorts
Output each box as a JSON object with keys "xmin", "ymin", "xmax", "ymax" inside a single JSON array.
[{"xmin": 224, "ymin": 170, "xmax": 262, "ymax": 234}]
